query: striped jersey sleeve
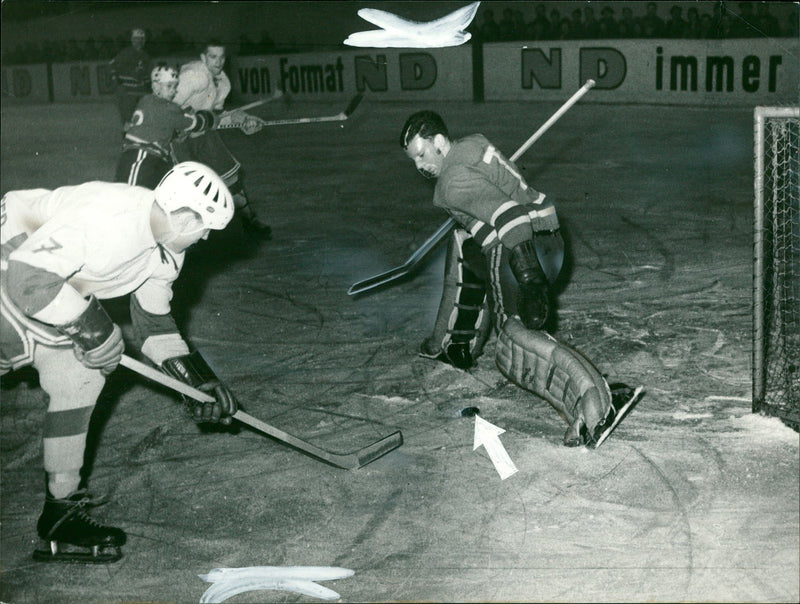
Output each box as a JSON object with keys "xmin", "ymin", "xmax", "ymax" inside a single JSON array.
[{"xmin": 435, "ymin": 135, "xmax": 559, "ymax": 251}]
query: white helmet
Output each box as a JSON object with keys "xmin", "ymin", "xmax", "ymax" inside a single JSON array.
[
  {"xmin": 155, "ymin": 162, "xmax": 234, "ymax": 230},
  {"xmin": 151, "ymin": 64, "xmax": 178, "ymax": 85}
]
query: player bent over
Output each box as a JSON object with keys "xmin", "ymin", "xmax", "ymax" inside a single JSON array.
[
  {"xmin": 116, "ymin": 64, "xmax": 216, "ymax": 188},
  {"xmin": 171, "ymin": 39, "xmax": 272, "ymax": 240},
  {"xmin": 1, "ymin": 163, "xmax": 240, "ymax": 563},
  {"xmin": 400, "ymin": 111, "xmax": 643, "ymax": 447}
]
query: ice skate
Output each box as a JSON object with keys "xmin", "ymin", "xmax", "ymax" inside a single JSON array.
[
  {"xmin": 587, "ymin": 384, "xmax": 644, "ymax": 449},
  {"xmin": 419, "ymin": 338, "xmax": 474, "ymax": 369},
  {"xmin": 235, "ymin": 193, "xmax": 272, "ymax": 241},
  {"xmin": 33, "ymin": 490, "xmax": 126, "ymax": 564}
]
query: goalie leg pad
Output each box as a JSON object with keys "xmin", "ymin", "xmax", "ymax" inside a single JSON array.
[
  {"xmin": 422, "ymin": 230, "xmax": 491, "ymax": 368},
  {"xmin": 495, "ymin": 316, "xmax": 611, "ymax": 446}
]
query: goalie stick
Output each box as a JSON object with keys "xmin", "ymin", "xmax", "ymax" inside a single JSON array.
[
  {"xmin": 119, "ymin": 354, "xmax": 402, "ymax": 469},
  {"xmin": 347, "ymin": 218, "xmax": 455, "ymax": 295},
  {"xmin": 348, "ymin": 79, "xmax": 596, "ymax": 296},
  {"xmin": 218, "ymin": 93, "xmax": 363, "ymax": 129}
]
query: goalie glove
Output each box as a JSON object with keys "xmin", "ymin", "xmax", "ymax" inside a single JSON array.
[
  {"xmin": 56, "ymin": 296, "xmax": 124, "ymax": 376},
  {"xmin": 508, "ymin": 239, "xmax": 551, "ymax": 331},
  {"xmin": 161, "ymin": 351, "xmax": 238, "ymax": 425}
]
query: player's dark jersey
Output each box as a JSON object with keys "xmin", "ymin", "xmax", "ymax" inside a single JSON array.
[
  {"xmin": 109, "ymin": 46, "xmax": 151, "ymax": 92},
  {"xmin": 433, "ymin": 134, "xmax": 559, "ymax": 251},
  {"xmin": 125, "ymin": 94, "xmax": 214, "ymax": 157}
]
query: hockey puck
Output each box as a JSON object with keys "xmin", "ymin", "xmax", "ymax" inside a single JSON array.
[{"xmin": 460, "ymin": 406, "xmax": 480, "ymax": 417}]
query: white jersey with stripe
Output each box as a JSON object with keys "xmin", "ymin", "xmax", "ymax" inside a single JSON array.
[{"xmin": 2, "ymin": 182, "xmax": 183, "ymax": 325}]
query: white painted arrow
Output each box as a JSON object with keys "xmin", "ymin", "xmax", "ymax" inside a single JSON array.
[
  {"xmin": 473, "ymin": 415, "xmax": 518, "ymax": 480},
  {"xmin": 198, "ymin": 566, "xmax": 354, "ymax": 602},
  {"xmin": 344, "ymin": 2, "xmax": 480, "ymax": 48}
]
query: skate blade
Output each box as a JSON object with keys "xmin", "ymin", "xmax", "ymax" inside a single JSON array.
[
  {"xmin": 588, "ymin": 386, "xmax": 645, "ymax": 449},
  {"xmin": 33, "ymin": 541, "xmax": 122, "ymax": 564}
]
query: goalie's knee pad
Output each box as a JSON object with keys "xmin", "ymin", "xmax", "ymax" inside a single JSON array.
[
  {"xmin": 495, "ymin": 316, "xmax": 611, "ymax": 446},
  {"xmin": 423, "ymin": 230, "xmax": 491, "ymax": 368}
]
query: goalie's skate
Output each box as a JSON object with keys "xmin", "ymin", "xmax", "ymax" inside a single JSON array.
[
  {"xmin": 33, "ymin": 490, "xmax": 126, "ymax": 564},
  {"xmin": 587, "ymin": 384, "xmax": 644, "ymax": 449},
  {"xmin": 419, "ymin": 339, "xmax": 474, "ymax": 370}
]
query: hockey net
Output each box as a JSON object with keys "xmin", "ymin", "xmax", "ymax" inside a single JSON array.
[{"xmin": 753, "ymin": 106, "xmax": 800, "ymax": 431}]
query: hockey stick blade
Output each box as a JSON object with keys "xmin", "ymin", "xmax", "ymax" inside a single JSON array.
[
  {"xmin": 348, "ymin": 217, "xmax": 456, "ymax": 296},
  {"xmin": 348, "ymin": 265, "xmax": 410, "ymax": 296},
  {"xmin": 234, "ymin": 411, "xmax": 402, "ymax": 469},
  {"xmin": 355, "ymin": 430, "xmax": 403, "ymax": 467},
  {"xmin": 119, "ymin": 355, "xmax": 402, "ymax": 469},
  {"xmin": 343, "ymin": 92, "xmax": 363, "ymax": 118}
]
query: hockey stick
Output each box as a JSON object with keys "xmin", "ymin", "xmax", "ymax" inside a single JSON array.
[
  {"xmin": 219, "ymin": 90, "xmax": 285, "ymax": 119},
  {"xmin": 119, "ymin": 354, "xmax": 402, "ymax": 469},
  {"xmin": 347, "ymin": 218, "xmax": 456, "ymax": 296},
  {"xmin": 347, "ymin": 79, "xmax": 596, "ymax": 296},
  {"xmin": 217, "ymin": 93, "xmax": 363, "ymax": 129}
]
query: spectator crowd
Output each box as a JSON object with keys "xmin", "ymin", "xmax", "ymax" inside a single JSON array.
[
  {"xmin": 2, "ymin": 28, "xmax": 277, "ymax": 66},
  {"xmin": 473, "ymin": 2, "xmax": 797, "ymax": 42},
  {"xmin": 2, "ymin": 2, "xmax": 797, "ymax": 66}
]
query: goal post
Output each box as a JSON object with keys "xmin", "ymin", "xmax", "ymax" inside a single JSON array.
[{"xmin": 753, "ymin": 106, "xmax": 800, "ymax": 430}]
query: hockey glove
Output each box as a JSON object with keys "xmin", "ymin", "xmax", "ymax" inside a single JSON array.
[
  {"xmin": 509, "ymin": 239, "xmax": 551, "ymax": 331},
  {"xmin": 218, "ymin": 111, "xmax": 263, "ymax": 135},
  {"xmin": 217, "ymin": 109, "xmax": 246, "ymax": 128},
  {"xmin": 161, "ymin": 351, "xmax": 238, "ymax": 425},
  {"xmin": 240, "ymin": 115, "xmax": 264, "ymax": 135},
  {"xmin": 56, "ymin": 296, "xmax": 124, "ymax": 376}
]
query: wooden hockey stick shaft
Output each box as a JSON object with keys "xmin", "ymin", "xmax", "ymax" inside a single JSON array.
[
  {"xmin": 347, "ymin": 80, "xmax": 596, "ymax": 296},
  {"xmin": 221, "ymin": 90, "xmax": 284, "ymax": 117},
  {"xmin": 508, "ymin": 79, "xmax": 595, "ymax": 163},
  {"xmin": 120, "ymin": 354, "xmax": 215, "ymax": 402},
  {"xmin": 218, "ymin": 93, "xmax": 362, "ymax": 129},
  {"xmin": 119, "ymin": 354, "xmax": 402, "ymax": 469}
]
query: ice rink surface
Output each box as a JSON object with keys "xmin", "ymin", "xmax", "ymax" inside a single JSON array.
[{"xmin": 1, "ymin": 97, "xmax": 798, "ymax": 603}]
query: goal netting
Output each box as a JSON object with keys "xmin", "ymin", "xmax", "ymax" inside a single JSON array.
[{"xmin": 753, "ymin": 106, "xmax": 800, "ymax": 431}]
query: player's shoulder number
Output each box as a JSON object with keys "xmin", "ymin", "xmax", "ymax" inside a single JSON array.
[
  {"xmin": 482, "ymin": 144, "xmax": 527, "ymax": 190},
  {"xmin": 129, "ymin": 109, "xmax": 144, "ymax": 127}
]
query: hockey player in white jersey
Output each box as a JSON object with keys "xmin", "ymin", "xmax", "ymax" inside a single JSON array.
[
  {"xmin": 1, "ymin": 162, "xmax": 238, "ymax": 563},
  {"xmin": 172, "ymin": 38, "xmax": 272, "ymax": 240}
]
